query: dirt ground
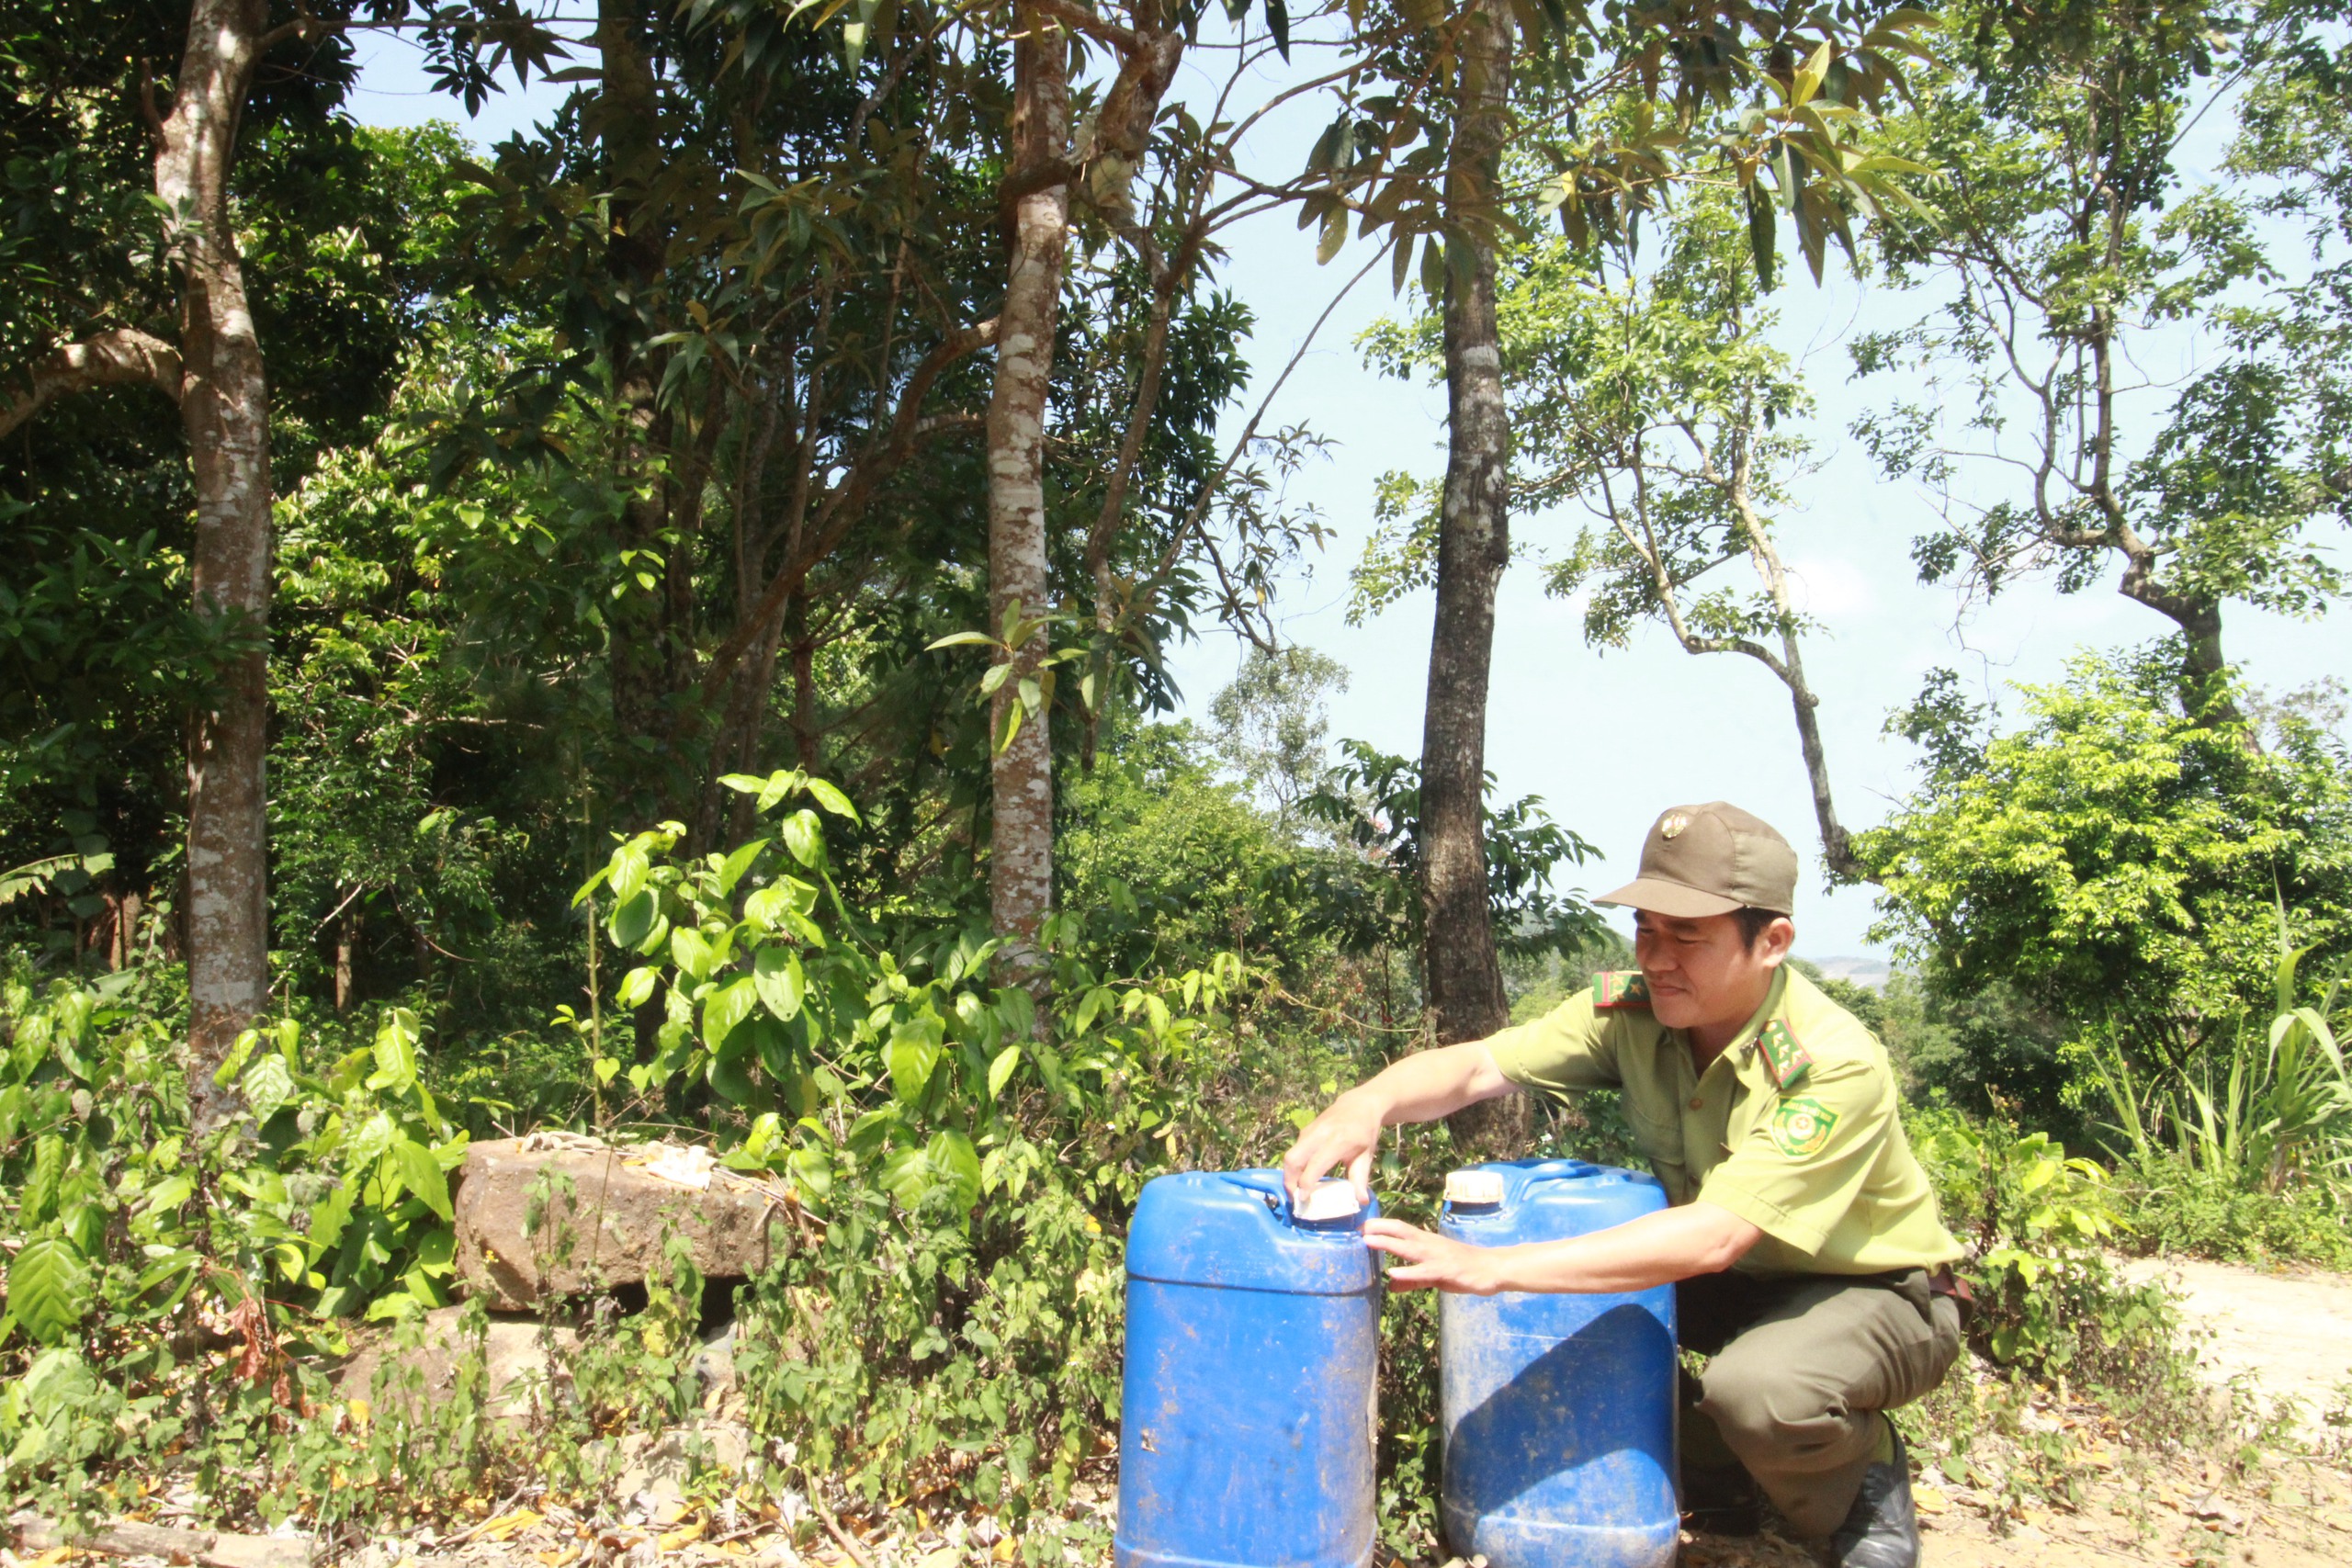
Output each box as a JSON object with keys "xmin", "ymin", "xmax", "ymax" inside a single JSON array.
[
  {"xmin": 2118, "ymin": 1257, "xmax": 2352, "ymax": 1442},
  {"xmin": 1683, "ymin": 1452, "xmax": 2352, "ymax": 1567}
]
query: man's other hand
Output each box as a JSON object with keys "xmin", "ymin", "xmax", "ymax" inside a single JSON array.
[
  {"xmin": 1279, "ymin": 1091, "xmax": 1384, "ymax": 1208},
  {"xmin": 1363, "ymin": 1218, "xmax": 1503, "ymax": 1294}
]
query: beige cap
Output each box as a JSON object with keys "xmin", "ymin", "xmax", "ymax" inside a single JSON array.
[
  {"xmin": 1444, "ymin": 1169, "xmax": 1506, "ymax": 1207},
  {"xmin": 1294, "ymin": 1179, "xmax": 1363, "ymax": 1222},
  {"xmin": 1597, "ymin": 802, "xmax": 1798, "ymax": 919}
]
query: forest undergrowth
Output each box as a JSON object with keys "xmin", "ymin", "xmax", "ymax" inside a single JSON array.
[{"xmin": 3, "ymin": 771, "xmax": 2336, "ymax": 1558}]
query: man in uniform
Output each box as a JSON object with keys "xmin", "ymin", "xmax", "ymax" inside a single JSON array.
[{"xmin": 1281, "ymin": 802, "xmax": 1964, "ymax": 1568}]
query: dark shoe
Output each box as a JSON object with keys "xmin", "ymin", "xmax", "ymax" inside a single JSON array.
[
  {"xmin": 1828, "ymin": 1422, "xmax": 1921, "ymax": 1568},
  {"xmin": 1681, "ymin": 1460, "xmax": 1763, "ymax": 1536}
]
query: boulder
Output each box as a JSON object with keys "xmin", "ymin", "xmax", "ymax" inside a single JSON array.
[
  {"xmin": 334, "ymin": 1304, "xmax": 579, "ymax": 1423},
  {"xmin": 451, "ymin": 1134, "xmax": 796, "ymax": 1311}
]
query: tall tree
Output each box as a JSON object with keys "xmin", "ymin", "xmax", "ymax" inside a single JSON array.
[
  {"xmin": 1345, "ymin": 7, "xmax": 1931, "ymax": 1134},
  {"xmin": 1852, "ymin": 0, "xmax": 2349, "ymax": 723},
  {"xmin": 5, "ymin": 1, "xmax": 291, "ymax": 1123},
  {"xmin": 1420, "ymin": 0, "xmax": 1521, "ymax": 1148},
  {"xmin": 984, "ymin": 3, "xmax": 1075, "ymax": 964},
  {"xmin": 1375, "ymin": 187, "xmax": 1866, "ymax": 878}
]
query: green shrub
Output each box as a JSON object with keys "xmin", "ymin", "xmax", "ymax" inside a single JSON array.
[
  {"xmin": 1907, "ymin": 1103, "xmax": 2221, "ymax": 1478},
  {"xmin": 2109, "ymin": 1152, "xmax": 2352, "ymax": 1269}
]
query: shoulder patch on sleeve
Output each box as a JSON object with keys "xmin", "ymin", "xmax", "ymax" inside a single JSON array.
[
  {"xmin": 1758, "ymin": 1019, "xmax": 1813, "ymax": 1087},
  {"xmin": 1770, "ymin": 1095, "xmax": 1838, "ymax": 1157},
  {"xmin": 1592, "ymin": 970, "xmax": 1653, "ymax": 1010}
]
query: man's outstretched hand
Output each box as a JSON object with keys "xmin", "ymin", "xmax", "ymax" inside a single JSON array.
[
  {"xmin": 1279, "ymin": 1091, "xmax": 1385, "ymax": 1209},
  {"xmin": 1363, "ymin": 1218, "xmax": 1504, "ymax": 1294}
]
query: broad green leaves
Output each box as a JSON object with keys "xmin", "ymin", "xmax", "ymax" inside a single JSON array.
[
  {"xmin": 571, "ymin": 772, "xmax": 1255, "ymax": 1230},
  {"xmin": 8, "ymin": 1236, "xmax": 91, "ymax": 1346},
  {"xmin": 754, "ymin": 947, "xmax": 806, "ymax": 1022},
  {"xmin": 704, "ymin": 975, "xmax": 761, "ymax": 1051},
  {"xmin": 888, "ymin": 1016, "xmax": 945, "ymax": 1106}
]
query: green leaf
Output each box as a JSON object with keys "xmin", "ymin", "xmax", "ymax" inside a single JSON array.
[
  {"xmin": 924, "ymin": 630, "xmax": 995, "ymax": 650},
  {"xmin": 305, "ymin": 1180, "xmax": 353, "ymax": 1258},
  {"xmin": 787, "ymin": 1146, "xmax": 833, "ymax": 1201},
  {"xmin": 22, "ymin": 1134, "xmax": 63, "ymax": 1227},
  {"xmin": 137, "ymin": 1174, "xmax": 195, "ymax": 1219},
  {"xmin": 9, "ymin": 1237, "xmax": 91, "ymax": 1346},
  {"xmin": 987, "ymin": 1043, "xmax": 1022, "ymax": 1102},
  {"xmin": 717, "ymin": 838, "xmax": 768, "ymax": 897},
  {"xmin": 616, "ymin": 964, "xmax": 660, "ymax": 1009},
  {"xmin": 610, "ymin": 842, "xmax": 650, "ymax": 905},
  {"xmin": 368, "ymin": 1009, "xmax": 422, "ymax": 1092},
  {"xmin": 392, "ymin": 1136, "xmax": 454, "ymax": 1222},
  {"xmin": 887, "ymin": 1015, "xmax": 944, "ymax": 1106},
  {"xmin": 754, "ymin": 946, "xmax": 807, "ymax": 1022},
  {"xmin": 240, "ymin": 1053, "xmax": 296, "ymax": 1122},
  {"xmin": 708, "ymin": 1045, "xmax": 760, "ymax": 1106},
  {"xmin": 671, "ymin": 925, "xmax": 716, "ymax": 980},
  {"xmin": 704, "ymin": 975, "xmax": 761, "ymax": 1053},
  {"xmin": 781, "ymin": 810, "xmax": 825, "ymax": 868},
  {"xmin": 415, "ymin": 1226, "xmax": 456, "ymax": 1276},
  {"xmin": 804, "ymin": 778, "xmax": 859, "ymax": 821},
  {"xmin": 609, "ymin": 891, "xmax": 658, "ymax": 949},
  {"xmin": 214, "ymin": 1027, "xmax": 262, "ymax": 1088},
  {"xmin": 928, "ymin": 1130, "xmax": 983, "ymax": 1211}
]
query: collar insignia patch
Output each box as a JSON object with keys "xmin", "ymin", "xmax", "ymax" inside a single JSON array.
[
  {"xmin": 1592, "ymin": 970, "xmax": 1653, "ymax": 1010},
  {"xmin": 1757, "ymin": 1019, "xmax": 1812, "ymax": 1088}
]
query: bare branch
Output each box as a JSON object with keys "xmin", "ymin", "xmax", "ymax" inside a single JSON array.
[{"xmin": 0, "ymin": 328, "xmax": 184, "ymax": 440}]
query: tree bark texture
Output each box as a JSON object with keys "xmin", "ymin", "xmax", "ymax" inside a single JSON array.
[
  {"xmin": 1425, "ymin": 0, "xmax": 1521, "ymax": 1156},
  {"xmin": 984, "ymin": 8, "xmax": 1071, "ymax": 966},
  {"xmin": 594, "ymin": 1, "xmax": 696, "ymax": 785},
  {"xmin": 159, "ymin": 0, "xmax": 276, "ymax": 1131}
]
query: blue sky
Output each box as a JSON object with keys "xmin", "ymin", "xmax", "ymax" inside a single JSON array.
[{"xmin": 345, "ymin": 21, "xmax": 2352, "ymax": 956}]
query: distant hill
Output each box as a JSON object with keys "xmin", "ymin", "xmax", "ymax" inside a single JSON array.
[{"xmin": 1807, "ymin": 956, "xmax": 1893, "ymax": 991}]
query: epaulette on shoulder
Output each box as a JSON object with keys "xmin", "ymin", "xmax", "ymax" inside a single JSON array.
[
  {"xmin": 1592, "ymin": 970, "xmax": 1652, "ymax": 1010},
  {"xmin": 1758, "ymin": 1018, "xmax": 1814, "ymax": 1088}
]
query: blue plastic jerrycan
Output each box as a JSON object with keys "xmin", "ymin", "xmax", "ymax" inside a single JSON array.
[
  {"xmin": 1439, "ymin": 1159, "xmax": 1679, "ymax": 1568},
  {"xmin": 1116, "ymin": 1170, "xmax": 1381, "ymax": 1568}
]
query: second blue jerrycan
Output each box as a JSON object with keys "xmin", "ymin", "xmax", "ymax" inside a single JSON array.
[
  {"xmin": 1439, "ymin": 1159, "xmax": 1679, "ymax": 1568},
  {"xmin": 1116, "ymin": 1170, "xmax": 1381, "ymax": 1568}
]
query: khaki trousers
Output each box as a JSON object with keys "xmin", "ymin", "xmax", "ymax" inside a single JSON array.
[{"xmin": 1677, "ymin": 1269, "xmax": 1963, "ymax": 1538}]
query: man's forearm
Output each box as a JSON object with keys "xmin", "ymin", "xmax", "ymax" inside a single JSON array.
[
  {"xmin": 1347, "ymin": 1040, "xmax": 1517, "ymax": 1126},
  {"xmin": 1464, "ymin": 1202, "xmax": 1762, "ymax": 1294}
]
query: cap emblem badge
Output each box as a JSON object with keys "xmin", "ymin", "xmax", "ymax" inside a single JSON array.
[{"xmin": 1658, "ymin": 812, "xmax": 1690, "ymax": 840}]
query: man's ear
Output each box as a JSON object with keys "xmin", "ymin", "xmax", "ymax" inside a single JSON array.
[{"xmin": 1758, "ymin": 915, "xmax": 1797, "ymax": 968}]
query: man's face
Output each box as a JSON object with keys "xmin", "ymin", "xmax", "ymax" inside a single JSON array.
[{"xmin": 1633, "ymin": 909, "xmax": 1793, "ymax": 1035}]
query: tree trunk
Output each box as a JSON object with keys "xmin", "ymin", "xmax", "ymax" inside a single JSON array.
[
  {"xmin": 984, "ymin": 6, "xmax": 1070, "ymax": 971},
  {"xmin": 2119, "ymin": 568, "xmax": 2240, "ymax": 725},
  {"xmin": 159, "ymin": 0, "xmax": 275, "ymax": 1132},
  {"xmin": 788, "ymin": 592, "xmax": 820, "ymax": 771},
  {"xmin": 1423, "ymin": 0, "xmax": 1521, "ymax": 1155},
  {"xmin": 594, "ymin": 1, "xmax": 689, "ymax": 799}
]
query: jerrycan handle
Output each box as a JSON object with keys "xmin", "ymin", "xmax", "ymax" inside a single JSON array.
[{"xmin": 1219, "ymin": 1171, "xmax": 1369, "ymax": 1232}]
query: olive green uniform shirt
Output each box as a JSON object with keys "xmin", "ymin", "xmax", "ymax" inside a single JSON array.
[{"xmin": 1487, "ymin": 966, "xmax": 1962, "ymax": 1276}]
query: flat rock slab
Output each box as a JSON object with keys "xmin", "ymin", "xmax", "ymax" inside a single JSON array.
[
  {"xmin": 335, "ymin": 1304, "xmax": 581, "ymax": 1422},
  {"xmin": 453, "ymin": 1135, "xmax": 794, "ymax": 1311}
]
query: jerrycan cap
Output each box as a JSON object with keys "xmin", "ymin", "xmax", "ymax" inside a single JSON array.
[
  {"xmin": 1443, "ymin": 1168, "xmax": 1507, "ymax": 1211},
  {"xmin": 1293, "ymin": 1179, "xmax": 1367, "ymax": 1227}
]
